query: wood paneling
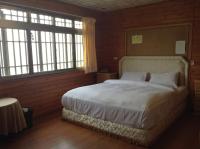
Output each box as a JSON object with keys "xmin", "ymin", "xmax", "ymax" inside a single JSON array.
[
  {"xmin": 190, "ymin": 0, "xmax": 200, "ymax": 97},
  {"xmin": 0, "ymin": 71, "xmax": 96, "ymax": 118},
  {"xmin": 0, "ymin": 0, "xmax": 101, "ymax": 118},
  {"xmin": 96, "ymin": 0, "xmax": 199, "ymax": 95},
  {"xmin": 126, "ymin": 24, "xmax": 190, "ymax": 56}
]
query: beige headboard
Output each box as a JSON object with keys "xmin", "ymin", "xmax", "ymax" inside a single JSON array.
[{"xmin": 119, "ymin": 56, "xmax": 188, "ymax": 86}]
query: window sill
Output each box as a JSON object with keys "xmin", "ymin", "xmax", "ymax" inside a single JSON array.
[{"xmin": 0, "ymin": 68, "xmax": 85, "ymax": 82}]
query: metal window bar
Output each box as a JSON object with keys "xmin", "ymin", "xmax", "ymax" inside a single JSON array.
[
  {"xmin": 62, "ymin": 34, "xmax": 65, "ymax": 69},
  {"xmin": 35, "ymin": 33, "xmax": 39, "ymax": 72},
  {"xmin": 50, "ymin": 34, "xmax": 54, "ymax": 71},
  {"xmin": 64, "ymin": 19, "xmax": 68, "ymax": 68},
  {"xmin": 55, "ymin": 33, "xmax": 59, "ymax": 69},
  {"xmin": 38, "ymin": 31, "xmax": 43, "ymax": 72},
  {"xmin": 0, "ymin": 28, "xmax": 3, "ymax": 76},
  {"xmin": 59, "ymin": 34, "xmax": 62, "ymax": 69},
  {"xmin": 75, "ymin": 35, "xmax": 78, "ymax": 67},
  {"xmin": 64, "ymin": 18, "xmax": 69, "ymax": 68},
  {"xmin": 27, "ymin": 12, "xmax": 33, "ymax": 74},
  {"xmin": 30, "ymin": 33, "xmax": 39, "ymax": 72},
  {"xmin": 51, "ymin": 32, "xmax": 55, "ymax": 71},
  {"xmin": 35, "ymin": 32, "xmax": 39, "ymax": 72},
  {"xmin": 57, "ymin": 33, "xmax": 60, "ymax": 69},
  {"xmin": 65, "ymin": 34, "xmax": 68, "ymax": 69},
  {"xmin": 72, "ymin": 20, "xmax": 76, "ymax": 69},
  {"xmin": 68, "ymin": 34, "xmax": 73, "ymax": 68},
  {"xmin": 23, "ymin": 30, "xmax": 29, "ymax": 74},
  {"xmin": 31, "ymin": 30, "xmax": 37, "ymax": 72},
  {"xmin": 44, "ymin": 32, "xmax": 48, "ymax": 71},
  {"xmin": 52, "ymin": 17, "xmax": 57, "ymax": 71},
  {"xmin": 0, "ymin": 15, "xmax": 3, "ymax": 76},
  {"xmin": 80, "ymin": 35, "xmax": 84, "ymax": 67},
  {"xmin": 49, "ymin": 32, "xmax": 54, "ymax": 71},
  {"xmin": 1, "ymin": 28, "xmax": 9, "ymax": 76}
]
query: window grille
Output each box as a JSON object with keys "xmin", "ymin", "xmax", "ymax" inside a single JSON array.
[{"xmin": 0, "ymin": 5, "xmax": 84, "ymax": 77}]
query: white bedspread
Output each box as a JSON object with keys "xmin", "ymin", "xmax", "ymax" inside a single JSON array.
[{"xmin": 62, "ymin": 80, "xmax": 187, "ymax": 129}]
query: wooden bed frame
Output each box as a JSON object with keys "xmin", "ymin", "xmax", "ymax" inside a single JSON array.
[{"xmin": 62, "ymin": 56, "xmax": 188, "ymax": 147}]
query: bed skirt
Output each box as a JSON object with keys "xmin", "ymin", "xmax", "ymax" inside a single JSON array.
[{"xmin": 62, "ymin": 102, "xmax": 186, "ymax": 147}]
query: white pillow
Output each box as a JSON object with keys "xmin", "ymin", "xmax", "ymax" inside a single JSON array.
[
  {"xmin": 120, "ymin": 72, "xmax": 147, "ymax": 82},
  {"xmin": 149, "ymin": 72, "xmax": 179, "ymax": 88}
]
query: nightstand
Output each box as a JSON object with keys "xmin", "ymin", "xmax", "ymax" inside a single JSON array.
[
  {"xmin": 193, "ymin": 80, "xmax": 200, "ymax": 115},
  {"xmin": 97, "ymin": 72, "xmax": 118, "ymax": 83}
]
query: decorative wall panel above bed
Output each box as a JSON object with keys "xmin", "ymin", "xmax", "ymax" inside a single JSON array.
[{"xmin": 126, "ymin": 24, "xmax": 191, "ymax": 57}]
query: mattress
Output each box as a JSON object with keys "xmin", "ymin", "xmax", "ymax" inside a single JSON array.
[{"xmin": 62, "ymin": 80, "xmax": 187, "ymax": 130}]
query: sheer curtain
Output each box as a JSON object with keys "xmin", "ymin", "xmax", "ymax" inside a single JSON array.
[{"xmin": 82, "ymin": 17, "xmax": 97, "ymax": 73}]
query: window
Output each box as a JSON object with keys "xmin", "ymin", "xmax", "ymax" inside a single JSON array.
[
  {"xmin": 55, "ymin": 33, "xmax": 73, "ymax": 69},
  {"xmin": 55, "ymin": 18, "xmax": 72, "ymax": 28},
  {"xmin": 31, "ymin": 13, "xmax": 53, "ymax": 25},
  {"xmin": 75, "ymin": 34, "xmax": 84, "ymax": 67},
  {"xmin": 31, "ymin": 30, "xmax": 55, "ymax": 72},
  {"xmin": 74, "ymin": 21, "xmax": 83, "ymax": 29},
  {"xmin": 0, "ymin": 28, "xmax": 29, "ymax": 76},
  {"xmin": 0, "ymin": 8, "xmax": 27, "ymax": 22},
  {"xmin": 0, "ymin": 5, "xmax": 84, "ymax": 77}
]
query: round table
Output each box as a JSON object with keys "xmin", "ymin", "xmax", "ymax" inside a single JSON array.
[{"xmin": 0, "ymin": 98, "xmax": 27, "ymax": 135}]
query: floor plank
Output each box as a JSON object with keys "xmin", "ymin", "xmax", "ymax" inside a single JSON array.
[{"xmin": 0, "ymin": 112, "xmax": 200, "ymax": 149}]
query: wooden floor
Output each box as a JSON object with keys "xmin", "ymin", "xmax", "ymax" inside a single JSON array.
[{"xmin": 0, "ymin": 112, "xmax": 200, "ymax": 149}]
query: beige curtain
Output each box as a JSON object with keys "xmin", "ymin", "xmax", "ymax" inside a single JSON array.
[{"xmin": 82, "ymin": 17, "xmax": 97, "ymax": 73}]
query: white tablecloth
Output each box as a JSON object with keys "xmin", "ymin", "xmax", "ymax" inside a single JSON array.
[{"xmin": 0, "ymin": 98, "xmax": 27, "ymax": 135}]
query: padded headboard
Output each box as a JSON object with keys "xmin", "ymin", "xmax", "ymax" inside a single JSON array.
[{"xmin": 119, "ymin": 56, "xmax": 188, "ymax": 86}]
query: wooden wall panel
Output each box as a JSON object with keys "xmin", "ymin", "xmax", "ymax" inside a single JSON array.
[
  {"xmin": 96, "ymin": 0, "xmax": 195, "ymax": 73},
  {"xmin": 0, "ymin": 71, "xmax": 96, "ymax": 118},
  {"xmin": 192, "ymin": 0, "xmax": 200, "ymax": 59},
  {"xmin": 96, "ymin": 0, "xmax": 199, "ymax": 96},
  {"xmin": 190, "ymin": 0, "xmax": 200, "ymax": 95},
  {"xmin": 0, "ymin": 0, "xmax": 101, "ymax": 118},
  {"xmin": 126, "ymin": 25, "xmax": 190, "ymax": 56}
]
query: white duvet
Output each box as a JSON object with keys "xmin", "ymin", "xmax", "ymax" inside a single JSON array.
[{"xmin": 62, "ymin": 80, "xmax": 187, "ymax": 129}]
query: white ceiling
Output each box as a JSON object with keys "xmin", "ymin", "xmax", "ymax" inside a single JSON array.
[{"xmin": 58, "ymin": 0, "xmax": 165, "ymax": 11}]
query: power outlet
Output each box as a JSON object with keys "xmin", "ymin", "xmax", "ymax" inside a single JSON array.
[{"xmin": 113, "ymin": 57, "xmax": 118, "ymax": 60}]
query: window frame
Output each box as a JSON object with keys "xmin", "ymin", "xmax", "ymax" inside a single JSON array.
[{"xmin": 0, "ymin": 4, "xmax": 84, "ymax": 79}]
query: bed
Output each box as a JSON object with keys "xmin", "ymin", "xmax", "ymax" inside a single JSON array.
[{"xmin": 61, "ymin": 56, "xmax": 188, "ymax": 146}]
